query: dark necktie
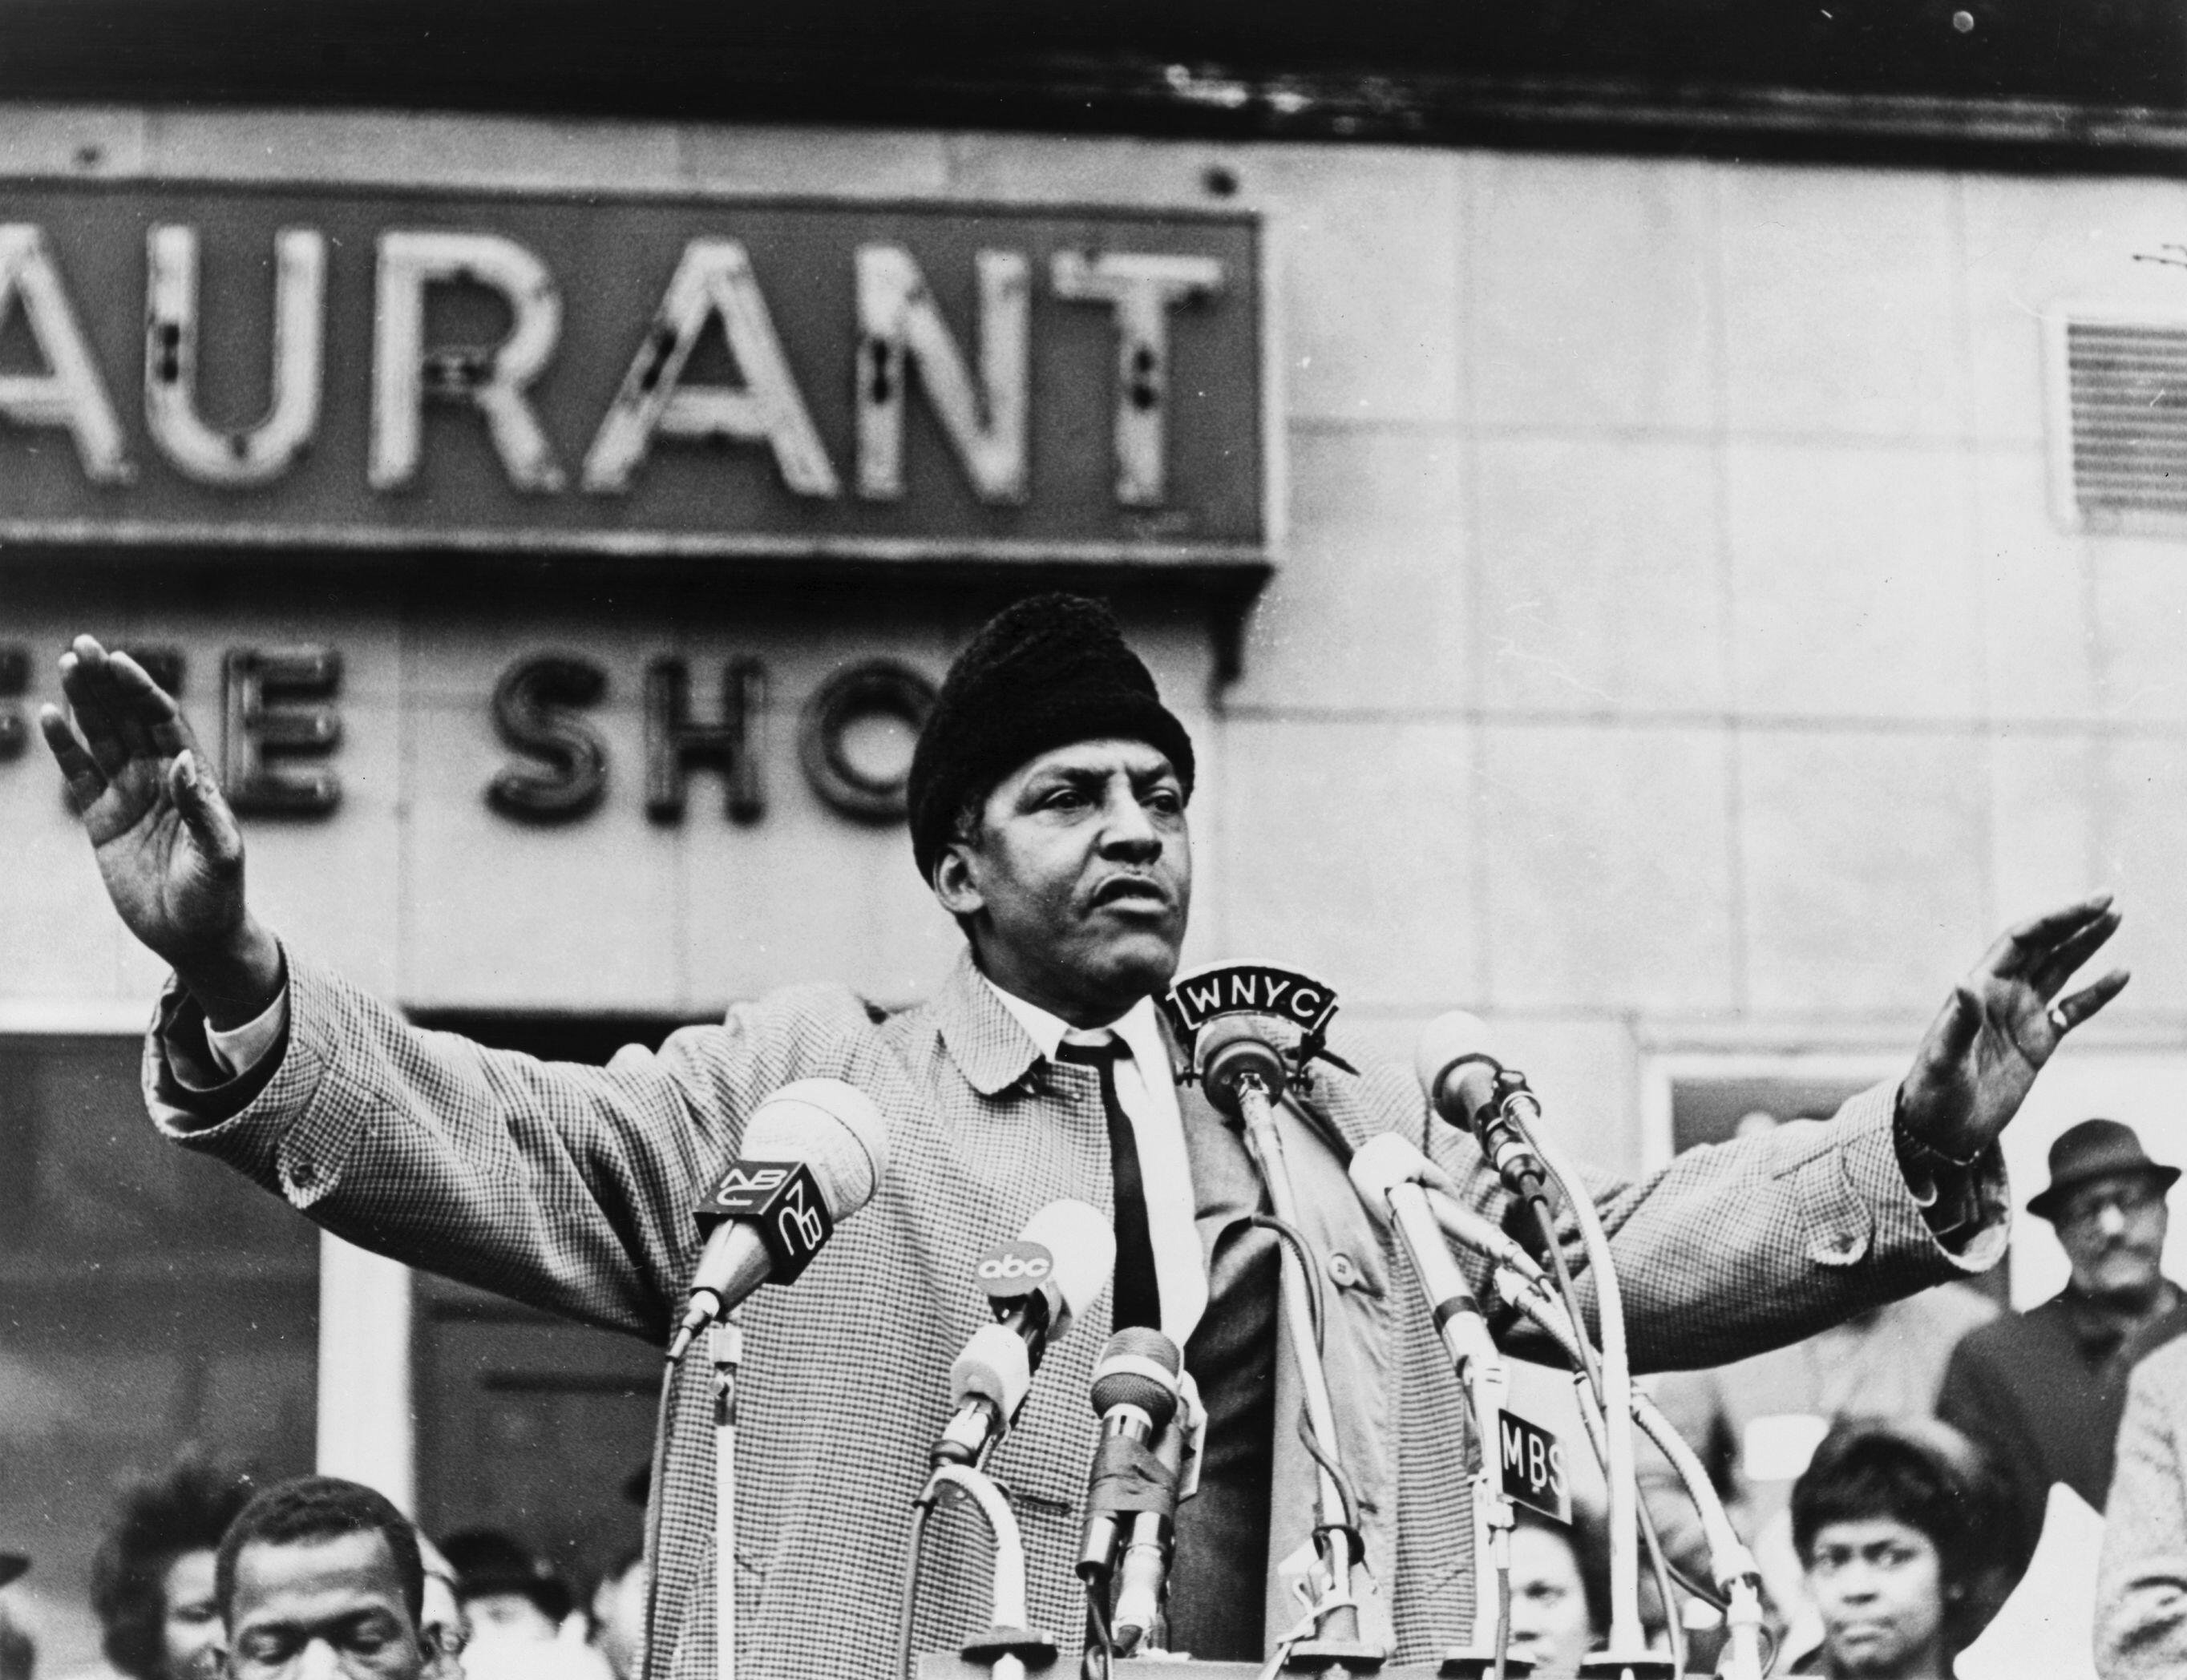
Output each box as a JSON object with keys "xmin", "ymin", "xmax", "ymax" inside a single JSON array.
[{"xmin": 1055, "ymin": 1037, "xmax": 1161, "ymax": 1331}]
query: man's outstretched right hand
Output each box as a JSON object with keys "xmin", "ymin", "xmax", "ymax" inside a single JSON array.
[{"xmin": 40, "ymin": 635, "xmax": 284, "ymax": 1028}]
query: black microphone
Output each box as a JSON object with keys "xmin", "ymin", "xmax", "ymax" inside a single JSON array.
[
  {"xmin": 1110, "ymin": 1375, "xmax": 1199, "ymax": 1653},
  {"xmin": 668, "ymin": 1079, "xmax": 888, "ymax": 1360},
  {"xmin": 1192, "ymin": 1014, "xmax": 1292, "ymax": 1123},
  {"xmin": 1076, "ymin": 1327, "xmax": 1184, "ymax": 1587},
  {"xmin": 932, "ymin": 1198, "xmax": 1115, "ymax": 1467},
  {"xmin": 1416, "ymin": 1012, "xmax": 1546, "ymax": 1197}
]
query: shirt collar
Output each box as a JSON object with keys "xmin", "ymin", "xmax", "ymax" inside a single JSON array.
[
  {"xmin": 932, "ymin": 947, "xmax": 1183, "ymax": 1096},
  {"xmin": 980, "ymin": 974, "xmax": 1169, "ymax": 1076},
  {"xmin": 932, "ymin": 949, "xmax": 1043, "ymax": 1097}
]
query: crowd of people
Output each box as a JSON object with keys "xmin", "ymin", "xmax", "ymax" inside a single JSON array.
[
  {"xmin": 0, "ymin": 1454, "xmax": 648, "ymax": 1680},
  {"xmin": 1615, "ymin": 1113, "xmax": 2187, "ymax": 1678}
]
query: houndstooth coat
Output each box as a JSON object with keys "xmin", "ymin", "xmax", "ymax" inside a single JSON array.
[{"xmin": 143, "ymin": 947, "xmax": 2004, "ymax": 1680}]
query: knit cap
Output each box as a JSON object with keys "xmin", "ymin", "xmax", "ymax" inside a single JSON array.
[{"xmin": 907, "ymin": 594, "xmax": 1196, "ymax": 882}]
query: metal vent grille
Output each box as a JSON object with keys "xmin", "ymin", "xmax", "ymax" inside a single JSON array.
[{"xmin": 2050, "ymin": 311, "xmax": 2187, "ymax": 534}]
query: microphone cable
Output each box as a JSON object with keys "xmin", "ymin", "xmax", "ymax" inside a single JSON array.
[
  {"xmin": 897, "ymin": 1489, "xmax": 937, "ymax": 1680},
  {"xmin": 1243, "ymin": 1211, "xmax": 1365, "ymax": 1536},
  {"xmin": 639, "ymin": 1354, "xmax": 678, "ymax": 1680},
  {"xmin": 1081, "ymin": 1582, "xmax": 1116, "ymax": 1680},
  {"xmin": 1519, "ymin": 1174, "xmax": 1690, "ymax": 1677}
]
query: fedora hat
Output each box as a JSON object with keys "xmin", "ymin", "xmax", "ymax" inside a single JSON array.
[{"xmin": 2027, "ymin": 1118, "xmax": 2181, "ymax": 1222}]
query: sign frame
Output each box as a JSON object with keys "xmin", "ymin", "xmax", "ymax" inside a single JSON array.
[{"xmin": 0, "ymin": 176, "xmax": 1278, "ymax": 575}]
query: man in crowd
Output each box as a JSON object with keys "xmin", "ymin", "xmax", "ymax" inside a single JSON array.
[
  {"xmin": 438, "ymin": 1530, "xmax": 606, "ymax": 1680},
  {"xmin": 40, "ymin": 596, "xmax": 2126, "ymax": 1680},
  {"xmin": 1939, "ymin": 1118, "xmax": 2185, "ymax": 1553},
  {"xmin": 1788, "ymin": 1420, "xmax": 2019, "ymax": 1680},
  {"xmin": 216, "ymin": 1478, "xmax": 434, "ymax": 1680},
  {"xmin": 2097, "ymin": 1330, "xmax": 2187, "ymax": 1676}
]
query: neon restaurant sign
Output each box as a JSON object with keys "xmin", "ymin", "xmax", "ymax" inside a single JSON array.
[{"xmin": 0, "ymin": 185, "xmax": 1267, "ymax": 565}]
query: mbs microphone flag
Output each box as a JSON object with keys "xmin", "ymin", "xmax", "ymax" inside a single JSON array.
[{"xmin": 695, "ymin": 1161, "xmax": 835, "ymax": 1284}]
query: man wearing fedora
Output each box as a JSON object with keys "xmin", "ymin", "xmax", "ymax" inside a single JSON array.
[{"xmin": 1939, "ymin": 1117, "xmax": 2187, "ymax": 1556}]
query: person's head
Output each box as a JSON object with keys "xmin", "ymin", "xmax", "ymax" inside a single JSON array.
[
  {"xmin": 1505, "ymin": 1504, "xmax": 1608, "ymax": 1674},
  {"xmin": 908, "ymin": 594, "xmax": 1197, "ymax": 1026},
  {"xmin": 90, "ymin": 1450, "xmax": 256, "ymax": 1680},
  {"xmin": 1791, "ymin": 1420, "xmax": 2017, "ymax": 1679},
  {"xmin": 214, "ymin": 1477, "xmax": 426, "ymax": 1680},
  {"xmin": 2028, "ymin": 1119, "xmax": 2177, "ymax": 1306},
  {"xmin": 588, "ymin": 1550, "xmax": 646, "ymax": 1680},
  {"xmin": 437, "ymin": 1530, "xmax": 569, "ymax": 1645},
  {"xmin": 413, "ymin": 1533, "xmax": 466, "ymax": 1680},
  {"xmin": 0, "ymin": 1553, "xmax": 33, "ymax": 1680}
]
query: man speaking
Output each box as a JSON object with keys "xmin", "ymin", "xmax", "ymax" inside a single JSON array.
[{"xmin": 41, "ymin": 595, "xmax": 2125, "ymax": 1680}]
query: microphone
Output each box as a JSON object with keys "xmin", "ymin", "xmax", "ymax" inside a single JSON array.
[
  {"xmin": 668, "ymin": 1079, "xmax": 888, "ymax": 1360},
  {"xmin": 1348, "ymin": 1134, "xmax": 1500, "ymax": 1380},
  {"xmin": 1192, "ymin": 1014, "xmax": 1291, "ymax": 1123},
  {"xmin": 1349, "ymin": 1133, "xmax": 1546, "ymax": 1280},
  {"xmin": 1109, "ymin": 1370, "xmax": 1203, "ymax": 1654},
  {"xmin": 1076, "ymin": 1327, "xmax": 1184, "ymax": 1588},
  {"xmin": 932, "ymin": 1198, "xmax": 1115, "ymax": 1467},
  {"xmin": 1416, "ymin": 1012, "xmax": 1546, "ymax": 1196}
]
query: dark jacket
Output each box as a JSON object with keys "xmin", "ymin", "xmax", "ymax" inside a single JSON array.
[{"xmin": 1938, "ymin": 1282, "xmax": 2187, "ymax": 1560}]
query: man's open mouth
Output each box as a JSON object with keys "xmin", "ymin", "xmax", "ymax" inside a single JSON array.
[{"xmin": 1094, "ymin": 877, "xmax": 1167, "ymax": 907}]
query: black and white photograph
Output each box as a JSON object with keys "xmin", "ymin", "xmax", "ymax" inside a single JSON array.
[{"xmin": 2, "ymin": 6, "xmax": 2185, "ymax": 1678}]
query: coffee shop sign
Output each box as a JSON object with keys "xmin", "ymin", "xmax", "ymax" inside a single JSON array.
[{"xmin": 0, "ymin": 642, "xmax": 933, "ymax": 826}]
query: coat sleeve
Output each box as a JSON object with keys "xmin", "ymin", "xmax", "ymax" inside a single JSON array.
[
  {"xmin": 2097, "ymin": 1348, "xmax": 2187, "ymax": 1678},
  {"xmin": 140, "ymin": 946, "xmax": 892, "ymax": 1343},
  {"xmin": 1399, "ymin": 1071, "xmax": 2008, "ymax": 1374}
]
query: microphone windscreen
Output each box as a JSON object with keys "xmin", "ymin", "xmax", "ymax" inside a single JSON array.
[
  {"xmin": 1020, "ymin": 1197, "xmax": 1117, "ymax": 1327},
  {"xmin": 1415, "ymin": 1011, "xmax": 1498, "ymax": 1102},
  {"xmin": 1090, "ymin": 1327, "xmax": 1183, "ymax": 1426},
  {"xmin": 741, "ymin": 1079, "xmax": 888, "ymax": 1218},
  {"xmin": 1191, "ymin": 1013, "xmax": 1291, "ymax": 1086},
  {"xmin": 952, "ymin": 1321, "xmax": 1033, "ymax": 1416},
  {"xmin": 1349, "ymin": 1132, "xmax": 1433, "ymax": 1208}
]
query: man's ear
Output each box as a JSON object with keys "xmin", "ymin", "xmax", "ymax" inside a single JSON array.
[{"xmin": 932, "ymin": 842, "xmax": 985, "ymax": 920}]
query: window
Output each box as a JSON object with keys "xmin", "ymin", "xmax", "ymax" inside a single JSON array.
[{"xmin": 0, "ymin": 1032, "xmax": 318, "ymax": 1674}]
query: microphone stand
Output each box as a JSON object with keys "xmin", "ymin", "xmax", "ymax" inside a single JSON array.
[
  {"xmin": 917, "ymin": 1463, "xmax": 1059, "ymax": 1680},
  {"xmin": 1199, "ymin": 1028, "xmax": 1384, "ymax": 1678},
  {"xmin": 710, "ymin": 1315, "xmax": 745, "ymax": 1680},
  {"xmin": 1376, "ymin": 1181, "xmax": 1529, "ymax": 1680},
  {"xmin": 1431, "ymin": 1193, "xmax": 1761, "ymax": 1680},
  {"xmin": 1465, "ymin": 1075, "xmax": 1653, "ymax": 1679}
]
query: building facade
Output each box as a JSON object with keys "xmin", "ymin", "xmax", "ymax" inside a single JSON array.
[{"xmin": 3, "ymin": 96, "xmax": 2185, "ymax": 1670}]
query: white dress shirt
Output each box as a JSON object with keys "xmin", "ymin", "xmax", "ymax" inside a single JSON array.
[{"xmin": 980, "ymin": 976, "xmax": 1210, "ymax": 1346}]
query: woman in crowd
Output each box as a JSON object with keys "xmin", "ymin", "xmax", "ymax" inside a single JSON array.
[
  {"xmin": 1787, "ymin": 1419, "xmax": 2020, "ymax": 1680},
  {"xmin": 1505, "ymin": 1502, "xmax": 1611, "ymax": 1674},
  {"xmin": 88, "ymin": 1452, "xmax": 254, "ymax": 1680}
]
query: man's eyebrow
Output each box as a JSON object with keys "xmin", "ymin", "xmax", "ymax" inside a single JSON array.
[{"xmin": 1024, "ymin": 764, "xmax": 1111, "ymax": 790}]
